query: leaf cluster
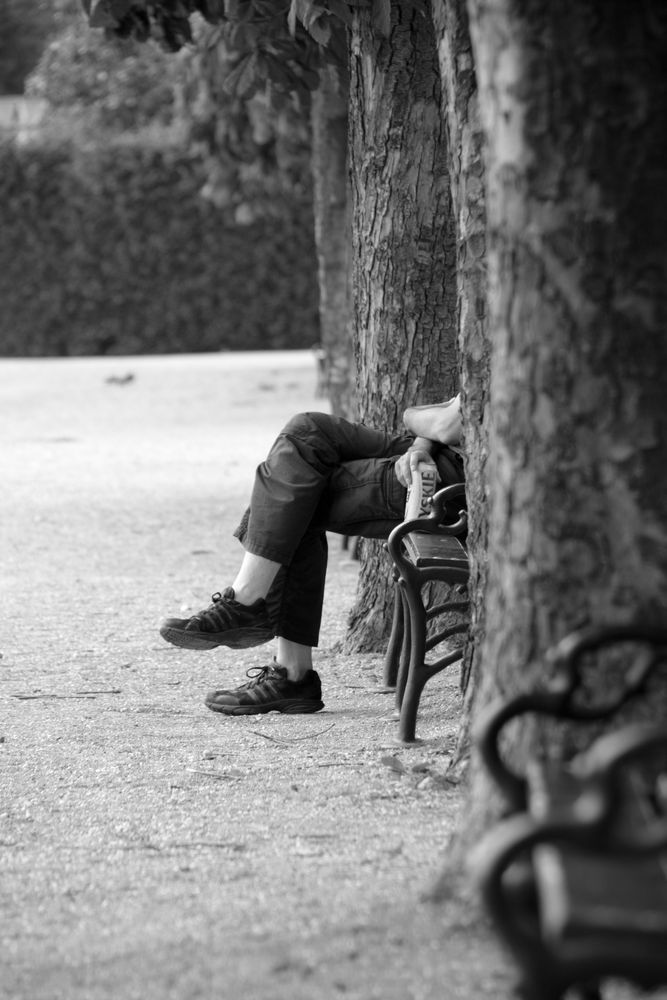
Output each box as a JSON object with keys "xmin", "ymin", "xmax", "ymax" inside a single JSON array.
[
  {"xmin": 81, "ymin": 1, "xmax": 390, "ymax": 98},
  {"xmin": 0, "ymin": 0, "xmax": 80, "ymax": 94},
  {"xmin": 26, "ymin": 23, "xmax": 180, "ymax": 132},
  {"xmin": 170, "ymin": 19, "xmax": 313, "ymax": 214}
]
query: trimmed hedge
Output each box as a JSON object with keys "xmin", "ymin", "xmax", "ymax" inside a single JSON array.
[{"xmin": 0, "ymin": 133, "xmax": 319, "ymax": 355}]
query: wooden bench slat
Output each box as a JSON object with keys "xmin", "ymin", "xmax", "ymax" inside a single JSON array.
[
  {"xmin": 403, "ymin": 532, "xmax": 468, "ymax": 569},
  {"xmin": 528, "ymin": 761, "xmax": 667, "ymax": 941},
  {"xmin": 536, "ymin": 844, "xmax": 667, "ymax": 942}
]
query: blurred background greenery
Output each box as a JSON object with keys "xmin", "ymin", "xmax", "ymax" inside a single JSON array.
[{"xmin": 0, "ymin": 0, "xmax": 319, "ymax": 356}]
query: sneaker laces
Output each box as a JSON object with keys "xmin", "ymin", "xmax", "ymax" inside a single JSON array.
[
  {"xmin": 194, "ymin": 589, "xmax": 242, "ymax": 628},
  {"xmin": 241, "ymin": 665, "xmax": 277, "ymax": 690}
]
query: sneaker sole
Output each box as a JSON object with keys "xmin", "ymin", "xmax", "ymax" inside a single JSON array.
[
  {"xmin": 205, "ymin": 698, "xmax": 325, "ymax": 716},
  {"xmin": 159, "ymin": 625, "xmax": 274, "ymax": 651}
]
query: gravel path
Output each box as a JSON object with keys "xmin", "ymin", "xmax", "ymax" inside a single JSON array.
[{"xmin": 1, "ymin": 352, "xmax": 513, "ymax": 1000}]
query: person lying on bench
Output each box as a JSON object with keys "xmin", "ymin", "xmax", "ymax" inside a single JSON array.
[{"xmin": 159, "ymin": 395, "xmax": 464, "ymax": 716}]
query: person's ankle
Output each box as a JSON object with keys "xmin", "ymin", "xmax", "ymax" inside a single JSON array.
[
  {"xmin": 275, "ymin": 640, "xmax": 313, "ymax": 681},
  {"xmin": 230, "ymin": 585, "xmax": 264, "ymax": 607},
  {"xmin": 277, "ymin": 662, "xmax": 310, "ymax": 683}
]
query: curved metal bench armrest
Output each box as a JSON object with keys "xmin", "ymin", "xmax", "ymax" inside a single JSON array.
[
  {"xmin": 472, "ymin": 807, "xmax": 607, "ymax": 964},
  {"xmin": 473, "ymin": 690, "xmax": 567, "ymax": 811},
  {"xmin": 430, "ymin": 482, "xmax": 467, "ymax": 527},
  {"xmin": 387, "ymin": 482, "xmax": 467, "ymax": 570},
  {"xmin": 548, "ymin": 623, "xmax": 667, "ymax": 713},
  {"xmin": 475, "ymin": 624, "xmax": 667, "ymax": 811},
  {"xmin": 472, "ymin": 813, "xmax": 548, "ymax": 961}
]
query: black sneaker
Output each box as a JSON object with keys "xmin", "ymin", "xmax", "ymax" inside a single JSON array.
[
  {"xmin": 159, "ymin": 587, "xmax": 273, "ymax": 650},
  {"xmin": 205, "ymin": 663, "xmax": 324, "ymax": 716}
]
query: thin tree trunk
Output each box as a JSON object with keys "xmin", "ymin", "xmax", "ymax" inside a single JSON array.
[
  {"xmin": 310, "ymin": 66, "xmax": 355, "ymax": 418},
  {"xmin": 431, "ymin": 0, "xmax": 489, "ymax": 717},
  {"xmin": 344, "ymin": 0, "xmax": 459, "ymax": 652},
  {"xmin": 423, "ymin": 0, "xmax": 491, "ymax": 893},
  {"xmin": 464, "ymin": 0, "xmax": 667, "ymax": 846}
]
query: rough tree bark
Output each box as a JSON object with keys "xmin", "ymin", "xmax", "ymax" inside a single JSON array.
[
  {"xmin": 431, "ymin": 0, "xmax": 489, "ymax": 729},
  {"xmin": 343, "ymin": 0, "xmax": 459, "ymax": 652},
  {"xmin": 310, "ymin": 66, "xmax": 355, "ymax": 419},
  {"xmin": 463, "ymin": 0, "xmax": 667, "ymax": 842}
]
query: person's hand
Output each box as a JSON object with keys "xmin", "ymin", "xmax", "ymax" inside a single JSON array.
[{"xmin": 395, "ymin": 449, "xmax": 437, "ymax": 489}]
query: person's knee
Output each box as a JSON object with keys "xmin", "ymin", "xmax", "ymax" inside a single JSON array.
[
  {"xmin": 274, "ymin": 412, "xmax": 344, "ymax": 473},
  {"xmin": 281, "ymin": 412, "xmax": 315, "ymax": 438},
  {"xmin": 281, "ymin": 411, "xmax": 336, "ymax": 440}
]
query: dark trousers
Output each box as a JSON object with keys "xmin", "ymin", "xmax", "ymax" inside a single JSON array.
[{"xmin": 234, "ymin": 411, "xmax": 463, "ymax": 646}]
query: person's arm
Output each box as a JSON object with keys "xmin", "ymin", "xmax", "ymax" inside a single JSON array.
[{"xmin": 403, "ymin": 393, "xmax": 462, "ymax": 446}]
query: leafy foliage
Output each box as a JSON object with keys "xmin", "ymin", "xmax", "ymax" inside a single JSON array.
[
  {"xmin": 0, "ymin": 2, "xmax": 44, "ymax": 93},
  {"xmin": 0, "ymin": 132, "xmax": 318, "ymax": 356},
  {"xmin": 26, "ymin": 8, "xmax": 313, "ymax": 219},
  {"xmin": 74, "ymin": 0, "xmax": 377, "ymax": 216},
  {"xmin": 80, "ymin": 0, "xmax": 390, "ymax": 99},
  {"xmin": 0, "ymin": 0, "xmax": 79, "ymax": 94},
  {"xmin": 26, "ymin": 22, "xmax": 181, "ymax": 131},
  {"xmin": 177, "ymin": 19, "xmax": 313, "ymax": 221}
]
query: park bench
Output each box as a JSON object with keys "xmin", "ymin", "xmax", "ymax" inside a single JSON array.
[
  {"xmin": 383, "ymin": 482, "xmax": 469, "ymax": 742},
  {"xmin": 472, "ymin": 623, "xmax": 667, "ymax": 1000}
]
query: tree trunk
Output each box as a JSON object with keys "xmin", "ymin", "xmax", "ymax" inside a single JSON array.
[
  {"xmin": 464, "ymin": 0, "xmax": 667, "ymax": 842},
  {"xmin": 310, "ymin": 66, "xmax": 355, "ymax": 419},
  {"xmin": 344, "ymin": 0, "xmax": 459, "ymax": 652},
  {"xmin": 430, "ymin": 0, "xmax": 489, "ymax": 720}
]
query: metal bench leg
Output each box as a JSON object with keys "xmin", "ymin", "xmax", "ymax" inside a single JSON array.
[
  {"xmin": 394, "ymin": 588, "xmax": 411, "ymax": 713},
  {"xmin": 382, "ymin": 575, "xmax": 404, "ymax": 689},
  {"xmin": 397, "ymin": 582, "xmax": 428, "ymax": 743}
]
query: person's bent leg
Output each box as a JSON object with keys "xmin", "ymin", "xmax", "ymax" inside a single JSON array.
[
  {"xmin": 158, "ymin": 583, "xmax": 275, "ymax": 651},
  {"xmin": 242, "ymin": 411, "xmax": 412, "ymax": 566},
  {"xmin": 256, "ymin": 456, "xmax": 408, "ymax": 665},
  {"xmin": 200, "ymin": 553, "xmax": 322, "ymax": 716},
  {"xmin": 202, "ymin": 451, "xmax": 413, "ymax": 715},
  {"xmin": 201, "ymin": 426, "xmax": 466, "ymax": 715},
  {"xmin": 231, "ymin": 552, "xmax": 281, "ymax": 605},
  {"xmin": 275, "ymin": 638, "xmax": 313, "ymax": 679},
  {"xmin": 204, "ymin": 533, "xmax": 326, "ymax": 715},
  {"xmin": 160, "ymin": 412, "xmax": 410, "ymax": 651}
]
